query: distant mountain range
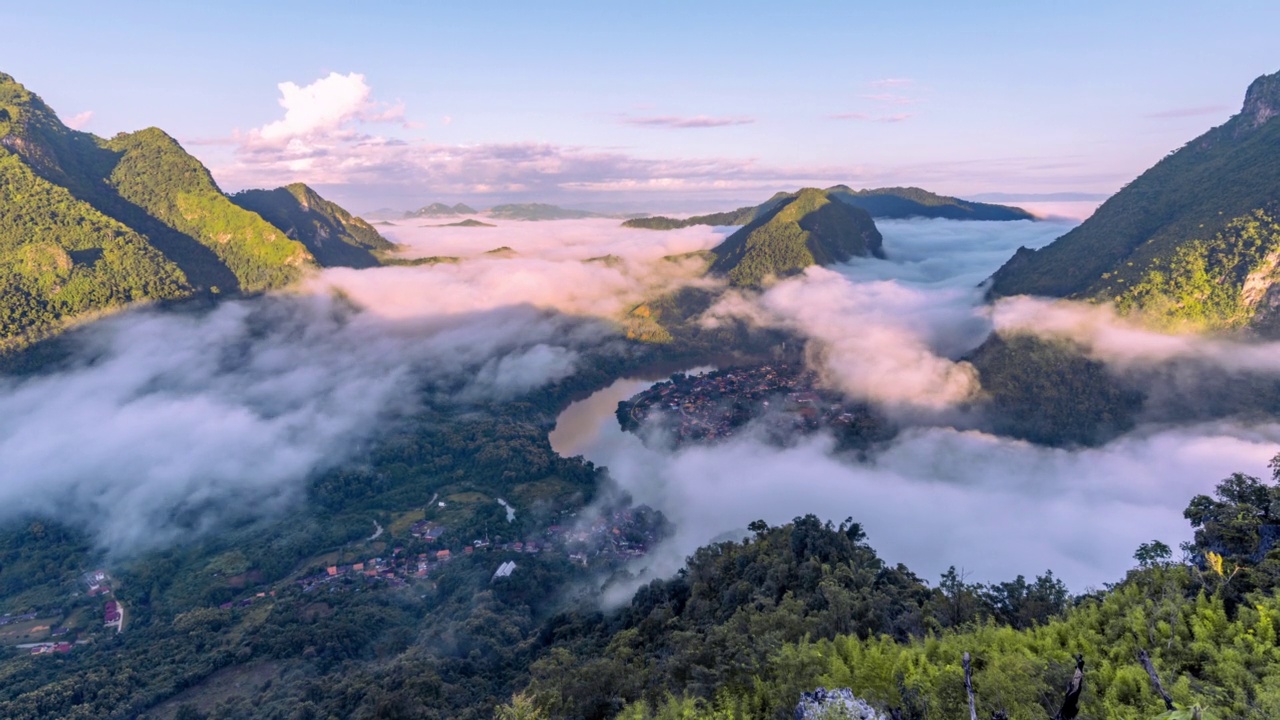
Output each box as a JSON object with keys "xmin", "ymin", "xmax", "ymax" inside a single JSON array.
[
  {"xmin": 404, "ymin": 202, "xmax": 478, "ymax": 218},
  {"xmin": 988, "ymin": 68, "xmax": 1280, "ymax": 333},
  {"xmin": 625, "ymin": 186, "xmax": 1033, "ymax": 230},
  {"xmin": 0, "ymin": 72, "xmax": 385, "ymax": 348},
  {"xmin": 709, "ymin": 188, "xmax": 883, "ymax": 287}
]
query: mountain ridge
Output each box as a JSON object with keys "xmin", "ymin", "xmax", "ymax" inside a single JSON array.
[
  {"xmin": 987, "ymin": 68, "xmax": 1280, "ymax": 333},
  {"xmin": 231, "ymin": 183, "xmax": 393, "ymax": 269},
  {"xmin": 624, "ymin": 186, "xmax": 1032, "ymax": 230},
  {"xmin": 0, "ymin": 71, "xmax": 380, "ymax": 348}
]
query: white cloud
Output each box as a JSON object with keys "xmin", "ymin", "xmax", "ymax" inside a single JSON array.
[
  {"xmin": 622, "ymin": 115, "xmax": 756, "ymax": 129},
  {"xmin": 568, "ymin": 409, "xmax": 1279, "ymax": 599},
  {"xmin": 250, "ymin": 71, "xmax": 404, "ymax": 147},
  {"xmin": 65, "ymin": 110, "xmax": 93, "ymax": 130}
]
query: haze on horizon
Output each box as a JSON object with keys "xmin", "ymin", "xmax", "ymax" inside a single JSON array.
[{"xmin": 4, "ymin": 0, "xmax": 1279, "ymax": 213}]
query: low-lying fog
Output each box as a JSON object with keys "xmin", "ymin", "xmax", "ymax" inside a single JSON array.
[{"xmin": 2, "ymin": 215, "xmax": 1278, "ymax": 595}]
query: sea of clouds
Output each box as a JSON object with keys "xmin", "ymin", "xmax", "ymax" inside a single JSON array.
[
  {"xmin": 550, "ymin": 217, "xmax": 1280, "ymax": 595},
  {"xmin": 5, "ymin": 213, "xmax": 1280, "ymax": 594}
]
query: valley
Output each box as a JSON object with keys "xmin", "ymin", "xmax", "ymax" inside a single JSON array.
[{"xmin": 2, "ymin": 37, "xmax": 1280, "ymax": 720}]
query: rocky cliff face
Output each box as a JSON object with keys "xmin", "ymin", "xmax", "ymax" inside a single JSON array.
[
  {"xmin": 794, "ymin": 688, "xmax": 885, "ymax": 720},
  {"xmin": 1241, "ymin": 71, "xmax": 1280, "ymax": 129}
]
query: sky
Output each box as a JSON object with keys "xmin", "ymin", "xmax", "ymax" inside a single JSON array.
[{"xmin": 3, "ymin": 1, "xmax": 1278, "ymax": 211}]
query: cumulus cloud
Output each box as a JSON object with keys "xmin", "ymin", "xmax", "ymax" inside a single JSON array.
[
  {"xmin": 248, "ymin": 71, "xmax": 405, "ymax": 148},
  {"xmin": 622, "ymin": 115, "xmax": 755, "ymax": 129},
  {"xmin": 204, "ymin": 72, "xmax": 993, "ymax": 207}
]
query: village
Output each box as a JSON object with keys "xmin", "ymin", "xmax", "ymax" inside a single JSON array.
[
  {"xmin": 617, "ymin": 363, "xmax": 883, "ymax": 445},
  {"xmin": 0, "ymin": 570, "xmax": 123, "ymax": 657},
  {"xmin": 292, "ymin": 504, "xmax": 666, "ymax": 595},
  {"xmin": 1, "ymin": 501, "xmax": 668, "ymax": 660}
]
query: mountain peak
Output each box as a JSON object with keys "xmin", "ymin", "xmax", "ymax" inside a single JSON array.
[
  {"xmin": 709, "ymin": 188, "xmax": 882, "ymax": 286},
  {"xmin": 1241, "ymin": 70, "xmax": 1280, "ymax": 128}
]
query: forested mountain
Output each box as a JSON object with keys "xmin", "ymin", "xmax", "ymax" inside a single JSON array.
[
  {"xmin": 709, "ymin": 188, "xmax": 884, "ymax": 286},
  {"xmin": 624, "ymin": 187, "xmax": 1030, "ymax": 230},
  {"xmin": 231, "ymin": 183, "xmax": 393, "ymax": 269},
  {"xmin": 825, "ymin": 185, "xmax": 1035, "ymax": 221},
  {"xmin": 0, "ymin": 72, "xmax": 315, "ymax": 347},
  {"xmin": 988, "ymin": 69, "xmax": 1280, "ymax": 332}
]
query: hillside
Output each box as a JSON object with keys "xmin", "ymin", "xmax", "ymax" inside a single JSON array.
[
  {"xmin": 0, "ymin": 72, "xmax": 315, "ymax": 346},
  {"xmin": 708, "ymin": 188, "xmax": 883, "ymax": 286},
  {"xmin": 987, "ymin": 69, "xmax": 1280, "ymax": 332},
  {"xmin": 231, "ymin": 183, "xmax": 393, "ymax": 269},
  {"xmin": 624, "ymin": 187, "xmax": 1028, "ymax": 230}
]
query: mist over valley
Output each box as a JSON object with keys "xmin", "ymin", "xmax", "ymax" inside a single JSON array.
[{"xmin": 5, "ymin": 13, "xmax": 1280, "ymax": 718}]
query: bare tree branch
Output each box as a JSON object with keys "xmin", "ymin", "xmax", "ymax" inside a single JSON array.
[
  {"xmin": 962, "ymin": 652, "xmax": 978, "ymax": 720},
  {"xmin": 1138, "ymin": 649, "xmax": 1176, "ymax": 711},
  {"xmin": 1052, "ymin": 655, "xmax": 1085, "ymax": 720}
]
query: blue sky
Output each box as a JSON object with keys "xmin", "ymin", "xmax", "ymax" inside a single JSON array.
[{"xmin": 3, "ymin": 1, "xmax": 1277, "ymax": 211}]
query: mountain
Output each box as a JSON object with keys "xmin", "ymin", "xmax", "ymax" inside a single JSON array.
[
  {"xmin": 486, "ymin": 203, "xmax": 605, "ymax": 221},
  {"xmin": 709, "ymin": 188, "xmax": 883, "ymax": 286},
  {"xmin": 429, "ymin": 218, "xmax": 495, "ymax": 228},
  {"xmin": 404, "ymin": 202, "xmax": 476, "ymax": 218},
  {"xmin": 625, "ymin": 186, "xmax": 1030, "ymax": 230},
  {"xmin": 987, "ymin": 69, "xmax": 1280, "ymax": 332},
  {"xmin": 623, "ymin": 194, "xmax": 791, "ymax": 230},
  {"xmin": 824, "ymin": 185, "xmax": 1035, "ymax": 221},
  {"xmin": 231, "ymin": 183, "xmax": 393, "ymax": 269},
  {"xmin": 0, "ymin": 72, "xmax": 314, "ymax": 347}
]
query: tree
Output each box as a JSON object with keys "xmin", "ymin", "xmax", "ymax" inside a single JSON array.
[
  {"xmin": 494, "ymin": 692, "xmax": 547, "ymax": 720},
  {"xmin": 1134, "ymin": 540, "xmax": 1173, "ymax": 569}
]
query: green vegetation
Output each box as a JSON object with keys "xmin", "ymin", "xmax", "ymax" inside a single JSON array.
[
  {"xmin": 534, "ymin": 466, "xmax": 1280, "ymax": 720},
  {"xmin": 231, "ymin": 183, "xmax": 393, "ymax": 269},
  {"xmin": 988, "ymin": 69, "xmax": 1280, "ymax": 323},
  {"xmin": 0, "ymin": 72, "xmax": 320, "ymax": 348},
  {"xmin": 5, "ymin": 344, "xmax": 1280, "ymax": 720},
  {"xmin": 709, "ymin": 188, "xmax": 883, "ymax": 287},
  {"xmin": 967, "ymin": 334, "xmax": 1143, "ymax": 446},
  {"xmin": 0, "ymin": 151, "xmax": 189, "ymax": 347},
  {"xmin": 1113, "ymin": 208, "xmax": 1280, "ymax": 332},
  {"xmin": 101, "ymin": 129, "xmax": 313, "ymax": 292}
]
